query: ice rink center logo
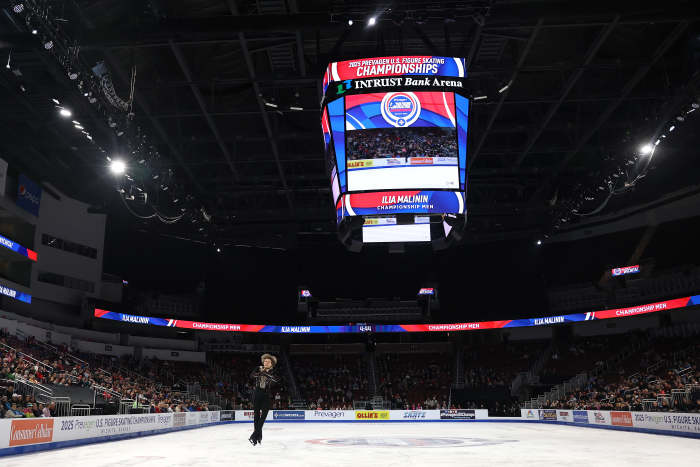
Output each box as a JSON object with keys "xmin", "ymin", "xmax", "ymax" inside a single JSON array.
[
  {"xmin": 306, "ymin": 437, "xmax": 518, "ymax": 447},
  {"xmin": 381, "ymin": 92, "xmax": 421, "ymax": 127}
]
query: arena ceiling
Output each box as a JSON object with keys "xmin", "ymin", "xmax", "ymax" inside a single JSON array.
[{"xmin": 0, "ymin": 0, "xmax": 699, "ymax": 250}]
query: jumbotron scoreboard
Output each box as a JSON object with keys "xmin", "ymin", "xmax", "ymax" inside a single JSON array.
[{"xmin": 321, "ymin": 56, "xmax": 469, "ymax": 251}]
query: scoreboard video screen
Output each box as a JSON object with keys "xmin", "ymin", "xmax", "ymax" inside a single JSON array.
[{"xmin": 321, "ymin": 56, "xmax": 469, "ymax": 249}]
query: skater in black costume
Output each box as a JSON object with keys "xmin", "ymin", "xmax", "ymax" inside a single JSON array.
[{"xmin": 249, "ymin": 353, "xmax": 280, "ymax": 445}]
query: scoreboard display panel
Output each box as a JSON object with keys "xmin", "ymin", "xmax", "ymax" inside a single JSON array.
[{"xmin": 322, "ymin": 56, "xmax": 469, "ymax": 248}]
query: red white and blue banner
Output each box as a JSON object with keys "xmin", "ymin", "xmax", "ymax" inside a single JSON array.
[
  {"xmin": 0, "ymin": 234, "xmax": 37, "ymax": 261},
  {"xmin": 612, "ymin": 265, "xmax": 640, "ymax": 276},
  {"xmin": 323, "ymin": 56, "xmax": 466, "ymax": 94},
  {"xmin": 346, "ymin": 92, "xmax": 456, "ymax": 129},
  {"xmin": 0, "ymin": 284, "xmax": 31, "ymax": 304},
  {"xmin": 94, "ymin": 294, "xmax": 700, "ymax": 334}
]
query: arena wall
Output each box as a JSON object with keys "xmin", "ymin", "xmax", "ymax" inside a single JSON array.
[
  {"xmin": 2, "ymin": 408, "xmax": 696, "ymax": 457},
  {"xmin": 520, "ymin": 409, "xmax": 700, "ymax": 438}
]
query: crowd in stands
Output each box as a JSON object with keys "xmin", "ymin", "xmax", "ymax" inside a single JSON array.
[
  {"xmin": 3, "ymin": 323, "xmax": 700, "ymax": 418},
  {"xmin": 377, "ymin": 353, "xmax": 451, "ymax": 409},
  {"xmin": 542, "ymin": 337, "xmax": 699, "ymax": 412},
  {"xmin": 209, "ymin": 353, "xmax": 290, "ymax": 409},
  {"xmin": 291, "ymin": 354, "xmax": 368, "ymax": 410},
  {"xmin": 462, "ymin": 341, "xmax": 546, "ymax": 389},
  {"xmin": 347, "ymin": 128, "xmax": 457, "ymax": 161}
]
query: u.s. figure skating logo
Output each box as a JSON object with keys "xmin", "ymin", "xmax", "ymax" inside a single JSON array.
[{"xmin": 380, "ymin": 92, "xmax": 421, "ymax": 127}]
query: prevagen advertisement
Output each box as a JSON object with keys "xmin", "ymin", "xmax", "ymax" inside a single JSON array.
[{"xmin": 323, "ymin": 56, "xmax": 466, "ymax": 94}]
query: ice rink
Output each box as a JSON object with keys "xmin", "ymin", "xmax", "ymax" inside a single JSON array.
[{"xmin": 3, "ymin": 421, "xmax": 698, "ymax": 466}]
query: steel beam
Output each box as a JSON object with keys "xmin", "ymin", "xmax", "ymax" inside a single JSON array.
[
  {"xmin": 529, "ymin": 21, "xmax": 689, "ymax": 204},
  {"xmin": 468, "ymin": 19, "xmax": 543, "ymax": 170},
  {"xmin": 227, "ymin": 0, "xmax": 294, "ymax": 212},
  {"xmin": 169, "ymin": 40, "xmax": 240, "ymax": 183},
  {"xmin": 513, "ymin": 17, "xmax": 619, "ymax": 168}
]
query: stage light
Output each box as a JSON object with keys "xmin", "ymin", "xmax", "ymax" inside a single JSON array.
[
  {"xmin": 536, "ymin": 240, "xmax": 542, "ymax": 246},
  {"xmin": 44, "ymin": 40, "xmax": 53, "ymax": 50},
  {"xmin": 109, "ymin": 159, "xmax": 126, "ymax": 175},
  {"xmin": 368, "ymin": 16, "xmax": 376, "ymax": 26},
  {"xmin": 12, "ymin": 3, "xmax": 24, "ymax": 14},
  {"xmin": 473, "ymin": 95, "xmax": 487, "ymax": 101},
  {"xmin": 348, "ymin": 19, "xmax": 353, "ymax": 26},
  {"xmin": 639, "ymin": 143, "xmax": 653, "ymax": 155},
  {"xmin": 264, "ymin": 102, "xmax": 278, "ymax": 108},
  {"xmin": 68, "ymin": 70, "xmax": 78, "ymax": 80},
  {"xmin": 31, "ymin": 29, "xmax": 37, "ymax": 35},
  {"xmin": 59, "ymin": 108, "xmax": 72, "ymax": 118},
  {"xmin": 52, "ymin": 98, "xmax": 60, "ymax": 104},
  {"xmin": 216, "ymin": 247, "xmax": 221, "ymax": 253},
  {"xmin": 498, "ymin": 82, "xmax": 511, "ymax": 93},
  {"xmin": 74, "ymin": 124, "xmax": 83, "ymax": 130},
  {"xmin": 290, "ymin": 106, "xmax": 303, "ymax": 111}
]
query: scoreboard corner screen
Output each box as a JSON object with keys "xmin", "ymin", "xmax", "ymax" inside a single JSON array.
[{"xmin": 321, "ymin": 56, "xmax": 470, "ymax": 251}]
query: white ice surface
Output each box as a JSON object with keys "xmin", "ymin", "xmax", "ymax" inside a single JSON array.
[{"xmin": 3, "ymin": 422, "xmax": 699, "ymax": 467}]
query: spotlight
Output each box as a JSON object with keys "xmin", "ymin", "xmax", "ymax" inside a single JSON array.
[
  {"xmin": 348, "ymin": 19, "xmax": 353, "ymax": 26},
  {"xmin": 52, "ymin": 98, "xmax": 60, "ymax": 104},
  {"xmin": 44, "ymin": 40, "xmax": 53, "ymax": 50},
  {"xmin": 498, "ymin": 82, "xmax": 511, "ymax": 93},
  {"xmin": 264, "ymin": 102, "xmax": 278, "ymax": 108},
  {"xmin": 368, "ymin": 16, "xmax": 377, "ymax": 26},
  {"xmin": 536, "ymin": 240, "xmax": 542, "ymax": 246},
  {"xmin": 74, "ymin": 124, "xmax": 84, "ymax": 130},
  {"xmin": 12, "ymin": 3, "xmax": 24, "ymax": 14},
  {"xmin": 639, "ymin": 143, "xmax": 653, "ymax": 155},
  {"xmin": 59, "ymin": 108, "xmax": 72, "ymax": 118},
  {"xmin": 31, "ymin": 29, "xmax": 37, "ymax": 35},
  {"xmin": 109, "ymin": 159, "xmax": 126, "ymax": 175},
  {"xmin": 216, "ymin": 247, "xmax": 221, "ymax": 253},
  {"xmin": 473, "ymin": 95, "xmax": 488, "ymax": 101},
  {"xmin": 669, "ymin": 125, "xmax": 675, "ymax": 132},
  {"xmin": 289, "ymin": 106, "xmax": 303, "ymax": 111}
]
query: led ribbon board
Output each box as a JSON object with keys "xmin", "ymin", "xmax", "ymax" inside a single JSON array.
[
  {"xmin": 612, "ymin": 265, "xmax": 640, "ymax": 276},
  {"xmin": 95, "ymin": 295, "xmax": 700, "ymax": 333},
  {"xmin": 0, "ymin": 234, "xmax": 37, "ymax": 261},
  {"xmin": 0, "ymin": 284, "xmax": 31, "ymax": 303}
]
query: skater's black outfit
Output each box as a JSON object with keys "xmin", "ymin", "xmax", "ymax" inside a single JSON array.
[{"xmin": 249, "ymin": 365, "xmax": 279, "ymax": 445}]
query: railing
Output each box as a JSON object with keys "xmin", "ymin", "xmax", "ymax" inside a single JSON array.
[
  {"xmin": 52, "ymin": 397, "xmax": 71, "ymax": 417},
  {"xmin": 280, "ymin": 352, "xmax": 299, "ymax": 399},
  {"xmin": 367, "ymin": 353, "xmax": 377, "ymax": 396},
  {"xmin": 119, "ymin": 399, "xmax": 134, "ymax": 414},
  {"xmin": 0, "ymin": 341, "xmax": 54, "ymax": 372},
  {"xmin": 12, "ymin": 375, "xmax": 53, "ymax": 401},
  {"xmin": 71, "ymin": 404, "xmax": 92, "ymax": 416}
]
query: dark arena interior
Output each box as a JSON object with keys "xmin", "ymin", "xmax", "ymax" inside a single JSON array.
[{"xmin": 0, "ymin": 1, "xmax": 699, "ymax": 465}]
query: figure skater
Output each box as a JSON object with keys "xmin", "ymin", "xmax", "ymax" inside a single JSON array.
[{"xmin": 249, "ymin": 353, "xmax": 279, "ymax": 445}]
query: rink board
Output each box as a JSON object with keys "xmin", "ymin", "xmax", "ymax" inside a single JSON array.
[
  {"xmin": 519, "ymin": 409, "xmax": 700, "ymax": 439},
  {"xmin": 2, "ymin": 409, "xmax": 697, "ymax": 457}
]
